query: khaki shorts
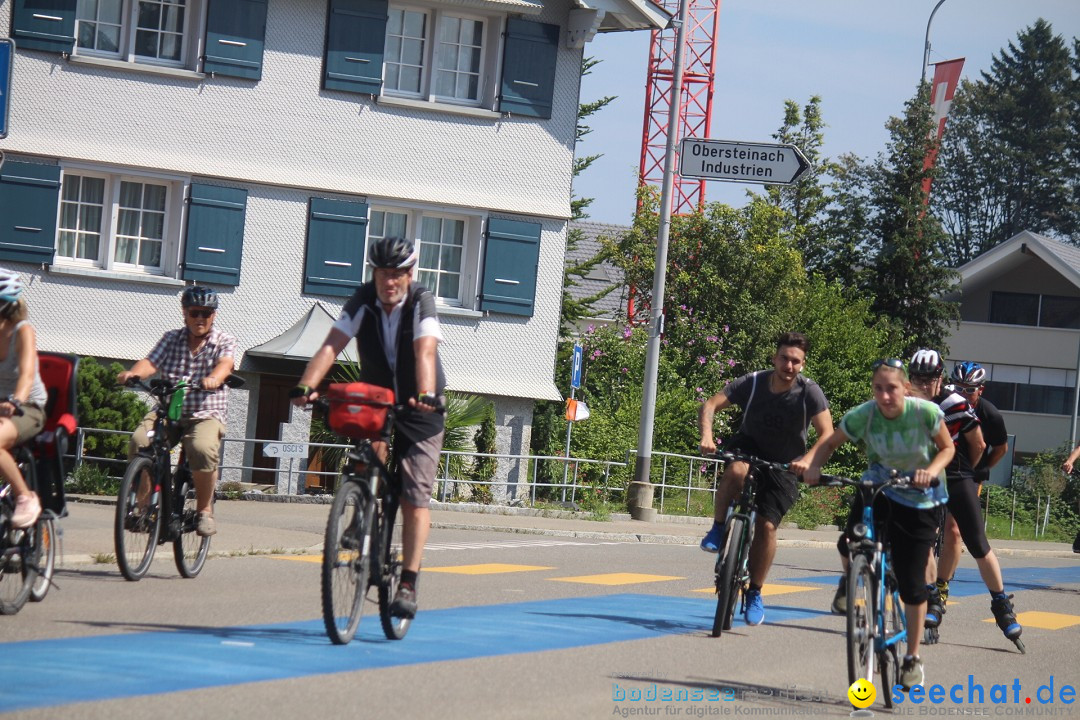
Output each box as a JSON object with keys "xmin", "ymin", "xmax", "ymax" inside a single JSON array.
[
  {"xmin": 129, "ymin": 413, "xmax": 225, "ymax": 473},
  {"xmin": 398, "ymin": 430, "xmax": 444, "ymax": 509},
  {"xmin": 11, "ymin": 404, "xmax": 46, "ymax": 445}
]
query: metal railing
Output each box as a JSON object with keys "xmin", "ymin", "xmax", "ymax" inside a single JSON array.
[{"xmin": 626, "ymin": 449, "xmax": 725, "ymax": 513}]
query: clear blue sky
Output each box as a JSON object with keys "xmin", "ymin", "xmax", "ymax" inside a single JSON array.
[{"xmin": 574, "ymin": 0, "xmax": 1080, "ymax": 226}]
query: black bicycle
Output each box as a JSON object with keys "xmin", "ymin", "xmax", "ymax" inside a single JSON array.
[
  {"xmin": 711, "ymin": 450, "xmax": 790, "ymax": 637},
  {"xmin": 317, "ymin": 383, "xmax": 421, "ymax": 645},
  {"xmin": 114, "ymin": 375, "xmax": 244, "ymax": 580},
  {"xmin": 0, "ymin": 444, "xmax": 45, "ymax": 614}
]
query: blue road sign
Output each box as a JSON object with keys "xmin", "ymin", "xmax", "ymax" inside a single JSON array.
[
  {"xmin": 571, "ymin": 344, "xmax": 583, "ymax": 389},
  {"xmin": 0, "ymin": 39, "xmax": 12, "ymax": 139}
]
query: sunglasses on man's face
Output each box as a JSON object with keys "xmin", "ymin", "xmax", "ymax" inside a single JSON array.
[
  {"xmin": 959, "ymin": 385, "xmax": 982, "ymax": 395},
  {"xmin": 872, "ymin": 358, "xmax": 905, "ymax": 371},
  {"xmin": 187, "ymin": 309, "xmax": 214, "ymax": 319}
]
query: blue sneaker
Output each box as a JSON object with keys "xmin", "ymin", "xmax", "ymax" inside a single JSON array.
[
  {"xmin": 744, "ymin": 588, "xmax": 765, "ymax": 626},
  {"xmin": 700, "ymin": 521, "xmax": 723, "ymax": 553}
]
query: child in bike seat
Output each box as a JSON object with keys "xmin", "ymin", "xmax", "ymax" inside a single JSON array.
[
  {"xmin": 794, "ymin": 358, "xmax": 953, "ymax": 691},
  {"xmin": 0, "ymin": 269, "xmax": 48, "ymax": 528}
]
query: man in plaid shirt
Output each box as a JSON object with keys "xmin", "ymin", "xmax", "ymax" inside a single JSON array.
[{"xmin": 117, "ymin": 286, "xmax": 236, "ymax": 537}]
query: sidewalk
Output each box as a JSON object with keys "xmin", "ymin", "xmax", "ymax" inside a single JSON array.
[{"xmin": 55, "ymin": 494, "xmax": 1078, "ymax": 564}]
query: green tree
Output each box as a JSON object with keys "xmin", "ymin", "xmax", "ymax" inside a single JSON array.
[
  {"xmin": 77, "ymin": 357, "xmax": 149, "ymax": 464},
  {"xmin": 764, "ymin": 96, "xmax": 840, "ymax": 276},
  {"xmin": 470, "ymin": 399, "xmax": 497, "ymax": 484},
  {"xmin": 935, "ymin": 19, "xmax": 1078, "ymax": 261},
  {"xmin": 817, "ymin": 153, "xmax": 873, "ymax": 288},
  {"xmin": 562, "ymin": 56, "xmax": 619, "ymax": 331},
  {"xmin": 861, "ymin": 87, "xmax": 960, "ymax": 354}
]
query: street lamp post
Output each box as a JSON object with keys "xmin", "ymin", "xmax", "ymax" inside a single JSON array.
[
  {"xmin": 626, "ymin": 0, "xmax": 691, "ymax": 522},
  {"xmin": 921, "ymin": 0, "xmax": 948, "ymax": 84}
]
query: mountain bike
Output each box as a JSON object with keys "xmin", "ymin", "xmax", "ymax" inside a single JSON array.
[
  {"xmin": 819, "ymin": 472, "xmax": 930, "ymax": 709},
  {"xmin": 316, "ymin": 382, "xmax": 424, "ymax": 645},
  {"xmin": 114, "ymin": 375, "xmax": 244, "ymax": 580},
  {"xmin": 0, "ymin": 444, "xmax": 44, "ymax": 614},
  {"xmin": 710, "ymin": 450, "xmax": 791, "ymax": 637}
]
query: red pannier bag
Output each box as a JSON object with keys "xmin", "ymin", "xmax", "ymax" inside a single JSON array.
[{"xmin": 326, "ymin": 382, "xmax": 394, "ymax": 439}]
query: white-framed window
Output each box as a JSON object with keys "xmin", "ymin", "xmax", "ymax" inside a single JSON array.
[
  {"xmin": 55, "ymin": 166, "xmax": 186, "ymax": 276},
  {"xmin": 367, "ymin": 205, "xmax": 480, "ymax": 306},
  {"xmin": 383, "ymin": 4, "xmax": 496, "ymax": 107},
  {"xmin": 75, "ymin": 0, "xmax": 205, "ymax": 68}
]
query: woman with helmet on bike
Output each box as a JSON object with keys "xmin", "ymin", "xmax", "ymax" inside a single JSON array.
[
  {"xmin": 0, "ymin": 269, "xmax": 48, "ymax": 528},
  {"xmin": 291, "ymin": 236, "xmax": 446, "ymax": 621},
  {"xmin": 116, "ymin": 286, "xmax": 236, "ymax": 537}
]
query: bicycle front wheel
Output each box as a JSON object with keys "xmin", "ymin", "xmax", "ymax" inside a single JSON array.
[
  {"xmin": 378, "ymin": 498, "xmax": 411, "ymax": 640},
  {"xmin": 173, "ymin": 475, "xmax": 211, "ymax": 578},
  {"xmin": 115, "ymin": 455, "xmax": 162, "ymax": 581},
  {"xmin": 321, "ymin": 481, "xmax": 372, "ymax": 645},
  {"xmin": 29, "ymin": 516, "xmax": 56, "ymax": 602},
  {"xmin": 712, "ymin": 516, "xmax": 746, "ymax": 637},
  {"xmin": 846, "ymin": 553, "xmax": 876, "ymax": 685}
]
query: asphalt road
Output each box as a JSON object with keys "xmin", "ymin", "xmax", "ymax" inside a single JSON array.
[{"xmin": 2, "ymin": 510, "xmax": 1078, "ymax": 720}]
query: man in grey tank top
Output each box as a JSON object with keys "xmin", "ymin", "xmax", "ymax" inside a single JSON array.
[{"xmin": 698, "ymin": 332, "xmax": 832, "ymax": 626}]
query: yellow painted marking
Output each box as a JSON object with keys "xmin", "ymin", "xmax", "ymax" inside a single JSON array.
[
  {"xmin": 426, "ymin": 563, "xmax": 554, "ymax": 575},
  {"xmin": 550, "ymin": 572, "xmax": 683, "ymax": 586},
  {"xmin": 692, "ymin": 582, "xmax": 817, "ymax": 595},
  {"xmin": 262, "ymin": 555, "xmax": 320, "ymax": 563},
  {"xmin": 983, "ymin": 611, "xmax": 1080, "ymax": 630}
]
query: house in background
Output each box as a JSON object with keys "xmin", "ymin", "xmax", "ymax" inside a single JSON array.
[
  {"xmin": 564, "ymin": 220, "xmax": 628, "ymax": 332},
  {"xmin": 944, "ymin": 231, "xmax": 1080, "ymax": 458},
  {"xmin": 0, "ymin": 0, "xmax": 667, "ymax": 491}
]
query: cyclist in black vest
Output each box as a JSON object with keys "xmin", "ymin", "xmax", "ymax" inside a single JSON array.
[{"xmin": 292, "ymin": 236, "xmax": 446, "ymax": 620}]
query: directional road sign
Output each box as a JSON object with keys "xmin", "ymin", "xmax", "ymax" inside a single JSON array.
[
  {"xmin": 262, "ymin": 442, "xmax": 308, "ymax": 459},
  {"xmin": 678, "ymin": 138, "xmax": 810, "ymax": 185},
  {"xmin": 0, "ymin": 39, "xmax": 13, "ymax": 139},
  {"xmin": 571, "ymin": 344, "xmax": 583, "ymax": 390}
]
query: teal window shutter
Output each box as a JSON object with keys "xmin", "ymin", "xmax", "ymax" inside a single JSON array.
[
  {"xmin": 481, "ymin": 218, "xmax": 540, "ymax": 316},
  {"xmin": 304, "ymin": 197, "xmax": 368, "ymax": 297},
  {"xmin": 182, "ymin": 184, "xmax": 247, "ymax": 286},
  {"xmin": 323, "ymin": 0, "xmax": 387, "ymax": 94},
  {"xmin": 0, "ymin": 161, "xmax": 61, "ymax": 264},
  {"xmin": 498, "ymin": 19, "xmax": 559, "ymax": 119},
  {"xmin": 12, "ymin": 0, "xmax": 77, "ymax": 54},
  {"xmin": 204, "ymin": 0, "xmax": 268, "ymax": 80}
]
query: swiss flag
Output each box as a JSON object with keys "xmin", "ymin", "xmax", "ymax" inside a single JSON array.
[{"xmin": 922, "ymin": 58, "xmax": 965, "ymax": 200}]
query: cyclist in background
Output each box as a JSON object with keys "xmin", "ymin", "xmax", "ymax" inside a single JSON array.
[
  {"xmin": 0, "ymin": 269, "xmax": 48, "ymax": 528},
  {"xmin": 698, "ymin": 331, "xmax": 832, "ymax": 627},
  {"xmin": 291, "ymin": 236, "xmax": 445, "ymax": 621},
  {"xmin": 797, "ymin": 358, "xmax": 953, "ymax": 690},
  {"xmin": 116, "ymin": 286, "xmax": 236, "ymax": 537},
  {"xmin": 910, "ymin": 351, "xmax": 1022, "ymax": 644}
]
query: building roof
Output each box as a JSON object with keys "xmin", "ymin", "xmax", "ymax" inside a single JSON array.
[
  {"xmin": 247, "ymin": 303, "xmax": 359, "ymax": 363},
  {"xmin": 956, "ymin": 231, "xmax": 1080, "ymax": 291},
  {"xmin": 566, "ymin": 220, "xmax": 631, "ymax": 320},
  {"xmin": 583, "ymin": 0, "xmax": 671, "ymax": 31}
]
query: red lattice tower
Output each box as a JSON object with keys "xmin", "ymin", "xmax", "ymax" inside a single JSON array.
[{"xmin": 638, "ymin": 0, "xmax": 722, "ymax": 214}]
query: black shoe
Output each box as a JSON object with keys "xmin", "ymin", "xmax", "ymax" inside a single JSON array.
[
  {"xmin": 831, "ymin": 576, "xmax": 846, "ymax": 615},
  {"xmin": 925, "ymin": 585, "xmax": 944, "ymax": 628},
  {"xmin": 1073, "ymin": 531, "xmax": 1080, "ymax": 554},
  {"xmin": 991, "ymin": 593, "xmax": 1022, "ymax": 639},
  {"xmin": 390, "ymin": 584, "xmax": 417, "ymax": 619}
]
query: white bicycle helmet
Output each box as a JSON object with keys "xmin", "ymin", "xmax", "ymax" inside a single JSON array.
[
  {"xmin": 0, "ymin": 268, "xmax": 24, "ymax": 304},
  {"xmin": 909, "ymin": 348, "xmax": 944, "ymax": 377}
]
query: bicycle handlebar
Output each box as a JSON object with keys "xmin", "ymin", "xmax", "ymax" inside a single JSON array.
[
  {"xmin": 712, "ymin": 450, "xmax": 790, "ymax": 473},
  {"xmin": 817, "ymin": 472, "xmax": 940, "ymax": 490},
  {"xmin": 122, "ymin": 374, "xmax": 245, "ymax": 395}
]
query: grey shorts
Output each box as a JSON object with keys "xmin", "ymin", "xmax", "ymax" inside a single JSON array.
[
  {"xmin": 11, "ymin": 404, "xmax": 46, "ymax": 445},
  {"xmin": 398, "ymin": 430, "xmax": 444, "ymax": 509}
]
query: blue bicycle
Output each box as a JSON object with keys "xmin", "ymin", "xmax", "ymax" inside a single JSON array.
[{"xmin": 820, "ymin": 472, "xmax": 926, "ymax": 708}]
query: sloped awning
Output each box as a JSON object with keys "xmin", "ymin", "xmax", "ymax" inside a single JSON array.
[{"xmin": 246, "ymin": 302, "xmax": 358, "ymax": 364}]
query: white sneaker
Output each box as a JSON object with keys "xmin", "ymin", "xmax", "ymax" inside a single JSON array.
[
  {"xmin": 12, "ymin": 493, "xmax": 41, "ymax": 528},
  {"xmin": 900, "ymin": 655, "xmax": 924, "ymax": 690}
]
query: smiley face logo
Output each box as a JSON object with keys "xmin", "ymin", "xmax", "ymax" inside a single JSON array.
[{"xmin": 847, "ymin": 678, "xmax": 876, "ymax": 709}]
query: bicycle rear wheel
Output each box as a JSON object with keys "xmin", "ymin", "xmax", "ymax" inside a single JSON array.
[
  {"xmin": 322, "ymin": 481, "xmax": 371, "ymax": 645},
  {"xmin": 173, "ymin": 474, "xmax": 211, "ymax": 578},
  {"xmin": 115, "ymin": 455, "xmax": 162, "ymax": 581},
  {"xmin": 846, "ymin": 553, "xmax": 876, "ymax": 685},
  {"xmin": 712, "ymin": 516, "xmax": 745, "ymax": 637},
  {"xmin": 378, "ymin": 498, "xmax": 411, "ymax": 640},
  {"xmin": 29, "ymin": 516, "xmax": 56, "ymax": 602},
  {"xmin": 0, "ymin": 455, "xmax": 42, "ymax": 614}
]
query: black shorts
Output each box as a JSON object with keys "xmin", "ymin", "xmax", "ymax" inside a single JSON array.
[
  {"xmin": 839, "ymin": 492, "xmax": 939, "ymax": 605},
  {"xmin": 725, "ymin": 433, "xmax": 800, "ymax": 526}
]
